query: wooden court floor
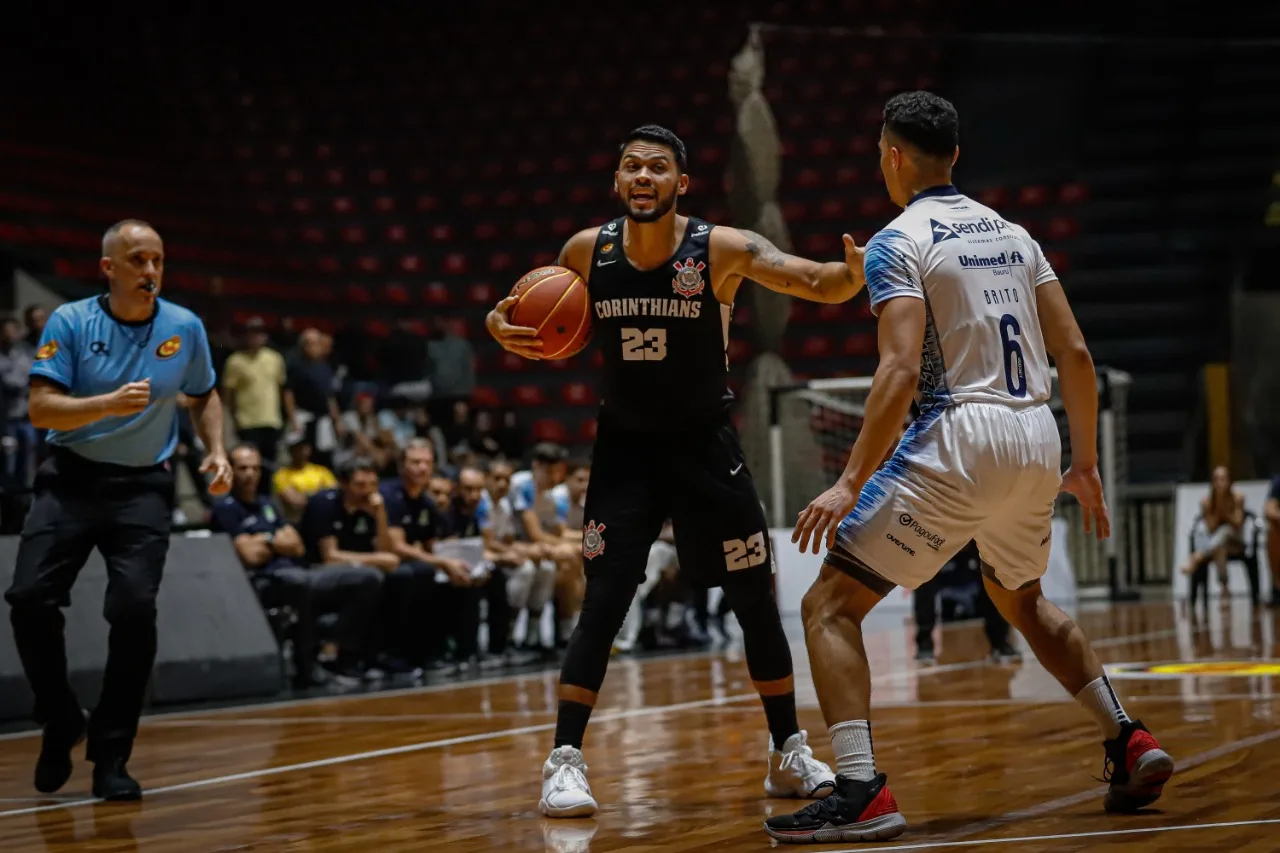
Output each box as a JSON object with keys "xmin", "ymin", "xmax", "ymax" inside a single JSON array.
[{"xmin": 2, "ymin": 601, "xmax": 1279, "ymax": 852}]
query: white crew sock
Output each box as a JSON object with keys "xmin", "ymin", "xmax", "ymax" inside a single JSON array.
[
  {"xmin": 829, "ymin": 720, "xmax": 876, "ymax": 782},
  {"xmin": 1075, "ymin": 675, "xmax": 1131, "ymax": 740}
]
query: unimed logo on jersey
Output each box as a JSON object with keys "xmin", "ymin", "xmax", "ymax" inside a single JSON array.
[
  {"xmin": 958, "ymin": 251, "xmax": 1026, "ymax": 269},
  {"xmin": 930, "ymin": 217, "xmax": 1012, "ymax": 244}
]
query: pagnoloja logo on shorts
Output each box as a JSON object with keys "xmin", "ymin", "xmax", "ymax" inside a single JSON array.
[
  {"xmin": 898, "ymin": 513, "xmax": 945, "ymax": 552},
  {"xmin": 582, "ymin": 520, "xmax": 606, "ymax": 560}
]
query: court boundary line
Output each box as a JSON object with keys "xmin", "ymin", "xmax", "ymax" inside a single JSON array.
[
  {"xmin": 827, "ymin": 817, "xmax": 1280, "ymax": 851},
  {"xmin": 0, "ymin": 654, "xmax": 1002, "ymax": 820}
]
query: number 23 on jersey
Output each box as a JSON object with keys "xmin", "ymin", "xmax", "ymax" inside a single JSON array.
[{"xmin": 621, "ymin": 327, "xmax": 667, "ymax": 361}]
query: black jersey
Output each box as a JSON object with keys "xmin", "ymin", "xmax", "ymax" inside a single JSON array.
[{"xmin": 589, "ymin": 216, "xmax": 732, "ymax": 431}]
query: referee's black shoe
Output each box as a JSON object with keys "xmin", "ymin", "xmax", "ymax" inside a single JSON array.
[
  {"xmin": 92, "ymin": 756, "xmax": 142, "ymax": 801},
  {"xmin": 34, "ymin": 709, "xmax": 87, "ymax": 794}
]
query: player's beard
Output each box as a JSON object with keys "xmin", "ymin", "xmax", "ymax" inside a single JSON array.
[{"xmin": 622, "ymin": 188, "xmax": 676, "ymax": 223}]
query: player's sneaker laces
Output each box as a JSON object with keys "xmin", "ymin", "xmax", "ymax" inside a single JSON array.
[
  {"xmin": 539, "ymin": 746, "xmax": 598, "ymax": 818},
  {"xmin": 765, "ymin": 731, "xmax": 837, "ymax": 798},
  {"xmin": 764, "ymin": 773, "xmax": 906, "ymax": 844},
  {"xmin": 1100, "ymin": 719, "xmax": 1174, "ymax": 813}
]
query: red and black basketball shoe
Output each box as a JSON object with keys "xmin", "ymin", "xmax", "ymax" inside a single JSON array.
[
  {"xmin": 763, "ymin": 773, "xmax": 906, "ymax": 844},
  {"xmin": 1101, "ymin": 719, "xmax": 1174, "ymax": 813}
]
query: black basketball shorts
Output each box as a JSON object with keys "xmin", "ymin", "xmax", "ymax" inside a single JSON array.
[{"xmin": 580, "ymin": 411, "xmax": 771, "ymax": 589}]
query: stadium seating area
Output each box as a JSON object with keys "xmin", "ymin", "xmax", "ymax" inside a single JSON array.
[{"xmin": 1, "ymin": 4, "xmax": 1274, "ymax": 481}]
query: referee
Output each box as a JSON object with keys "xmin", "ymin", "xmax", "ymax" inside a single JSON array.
[{"xmin": 4, "ymin": 219, "xmax": 232, "ymax": 801}]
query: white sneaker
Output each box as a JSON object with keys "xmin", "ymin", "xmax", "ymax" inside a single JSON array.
[
  {"xmin": 539, "ymin": 746, "xmax": 598, "ymax": 818},
  {"xmin": 765, "ymin": 730, "xmax": 837, "ymax": 798}
]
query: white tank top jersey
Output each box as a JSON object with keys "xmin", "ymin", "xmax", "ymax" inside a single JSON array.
[{"xmin": 863, "ymin": 185, "xmax": 1059, "ymax": 412}]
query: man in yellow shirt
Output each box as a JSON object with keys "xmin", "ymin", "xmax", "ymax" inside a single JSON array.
[
  {"xmin": 274, "ymin": 436, "xmax": 338, "ymax": 523},
  {"xmin": 222, "ymin": 318, "xmax": 291, "ymax": 466}
]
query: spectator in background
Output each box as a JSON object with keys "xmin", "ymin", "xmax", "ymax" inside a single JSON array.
[
  {"xmin": 483, "ymin": 460, "xmax": 553, "ymax": 659},
  {"xmin": 0, "ymin": 316, "xmax": 37, "ymax": 494},
  {"xmin": 498, "ymin": 409, "xmax": 524, "ymax": 460},
  {"xmin": 222, "ymin": 317, "xmax": 290, "ymax": 469},
  {"xmin": 339, "ymin": 390, "xmax": 396, "ymax": 474},
  {"xmin": 426, "ymin": 315, "xmax": 475, "ymax": 427},
  {"xmin": 444, "ymin": 400, "xmax": 473, "ymax": 453},
  {"xmin": 429, "ymin": 474, "xmax": 455, "ymax": 515},
  {"xmin": 287, "ymin": 329, "xmax": 344, "ymax": 469},
  {"xmin": 552, "ymin": 459, "xmax": 590, "ymax": 533},
  {"xmin": 511, "ymin": 443, "xmax": 583, "ymax": 645},
  {"xmin": 212, "ymin": 445, "xmax": 381, "ymax": 688},
  {"xmin": 21, "ymin": 305, "xmax": 47, "ymax": 352},
  {"xmin": 381, "ymin": 440, "xmax": 472, "ymax": 671},
  {"xmin": 1265, "ymin": 475, "xmax": 1280, "ymax": 607},
  {"xmin": 300, "ymin": 457, "xmax": 400, "ymax": 680},
  {"xmin": 444, "ymin": 465, "xmax": 511, "ymax": 669},
  {"xmin": 381, "ymin": 318, "xmax": 433, "ymax": 404},
  {"xmin": 1183, "ymin": 465, "xmax": 1247, "ymax": 610},
  {"xmin": 413, "ymin": 406, "xmax": 449, "ymax": 464},
  {"xmin": 273, "ymin": 436, "xmax": 337, "ymax": 524},
  {"xmin": 470, "ymin": 409, "xmax": 503, "ymax": 458}
]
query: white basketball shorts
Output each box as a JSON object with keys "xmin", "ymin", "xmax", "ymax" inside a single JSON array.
[{"xmin": 833, "ymin": 402, "xmax": 1062, "ymax": 591}]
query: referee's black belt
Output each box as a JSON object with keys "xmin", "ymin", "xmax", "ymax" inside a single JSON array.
[{"xmin": 37, "ymin": 447, "xmax": 173, "ymax": 492}]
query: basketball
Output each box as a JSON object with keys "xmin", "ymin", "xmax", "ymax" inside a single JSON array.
[{"xmin": 508, "ymin": 265, "xmax": 591, "ymax": 360}]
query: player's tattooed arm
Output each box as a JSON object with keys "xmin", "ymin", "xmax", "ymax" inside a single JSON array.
[{"xmin": 714, "ymin": 227, "xmax": 865, "ymax": 304}]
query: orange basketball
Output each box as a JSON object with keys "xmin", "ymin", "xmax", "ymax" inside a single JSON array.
[{"xmin": 508, "ymin": 265, "xmax": 591, "ymax": 360}]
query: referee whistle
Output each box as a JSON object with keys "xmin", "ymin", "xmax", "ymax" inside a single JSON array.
[{"xmin": 142, "ymin": 281, "xmax": 158, "ymax": 292}]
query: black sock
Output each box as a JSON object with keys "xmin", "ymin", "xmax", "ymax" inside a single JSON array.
[
  {"xmin": 553, "ymin": 700, "xmax": 594, "ymax": 749},
  {"xmin": 761, "ymin": 692, "xmax": 800, "ymax": 750}
]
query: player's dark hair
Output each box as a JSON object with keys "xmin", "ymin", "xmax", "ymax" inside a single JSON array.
[
  {"xmin": 338, "ymin": 456, "xmax": 379, "ymax": 482},
  {"xmin": 102, "ymin": 218, "xmax": 155, "ymax": 255},
  {"xmin": 620, "ymin": 124, "xmax": 688, "ymax": 172},
  {"xmin": 882, "ymin": 91, "xmax": 959, "ymax": 159},
  {"xmin": 566, "ymin": 457, "xmax": 591, "ymax": 476},
  {"xmin": 229, "ymin": 442, "xmax": 260, "ymax": 461},
  {"xmin": 530, "ymin": 442, "xmax": 568, "ymax": 466}
]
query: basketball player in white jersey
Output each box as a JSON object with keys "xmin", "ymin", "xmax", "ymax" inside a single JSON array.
[{"xmin": 764, "ymin": 92, "xmax": 1174, "ymax": 844}]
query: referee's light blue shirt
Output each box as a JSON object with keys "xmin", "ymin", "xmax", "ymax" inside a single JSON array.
[{"xmin": 29, "ymin": 295, "xmax": 217, "ymax": 467}]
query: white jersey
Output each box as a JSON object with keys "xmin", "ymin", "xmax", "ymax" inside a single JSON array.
[{"xmin": 864, "ymin": 186, "xmax": 1058, "ymax": 411}]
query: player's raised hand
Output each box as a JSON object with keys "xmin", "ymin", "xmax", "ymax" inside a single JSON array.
[
  {"xmin": 794, "ymin": 479, "xmax": 860, "ymax": 554},
  {"xmin": 842, "ymin": 233, "xmax": 866, "ymax": 287},
  {"xmin": 486, "ymin": 295, "xmax": 543, "ymax": 359},
  {"xmin": 1060, "ymin": 464, "xmax": 1111, "ymax": 540},
  {"xmin": 107, "ymin": 379, "xmax": 151, "ymax": 416}
]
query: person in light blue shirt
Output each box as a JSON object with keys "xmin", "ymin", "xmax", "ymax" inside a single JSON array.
[{"xmin": 4, "ymin": 220, "xmax": 232, "ymax": 804}]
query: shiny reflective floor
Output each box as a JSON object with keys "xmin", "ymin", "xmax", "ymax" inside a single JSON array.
[{"xmin": 2, "ymin": 599, "xmax": 1279, "ymax": 851}]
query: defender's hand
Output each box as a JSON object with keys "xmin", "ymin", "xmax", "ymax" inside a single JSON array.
[
  {"xmin": 486, "ymin": 295, "xmax": 543, "ymax": 359},
  {"xmin": 793, "ymin": 479, "xmax": 859, "ymax": 554}
]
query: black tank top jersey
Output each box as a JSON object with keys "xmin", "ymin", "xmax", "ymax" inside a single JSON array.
[{"xmin": 589, "ymin": 216, "xmax": 732, "ymax": 431}]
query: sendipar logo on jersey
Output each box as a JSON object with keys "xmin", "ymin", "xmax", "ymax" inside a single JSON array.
[{"xmin": 930, "ymin": 217, "xmax": 1012, "ymax": 244}]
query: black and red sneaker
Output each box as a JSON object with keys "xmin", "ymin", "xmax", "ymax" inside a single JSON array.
[
  {"xmin": 763, "ymin": 773, "xmax": 906, "ymax": 844},
  {"xmin": 1101, "ymin": 719, "xmax": 1174, "ymax": 813}
]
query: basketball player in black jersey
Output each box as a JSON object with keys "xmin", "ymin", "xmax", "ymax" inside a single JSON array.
[{"xmin": 487, "ymin": 125, "xmax": 866, "ymax": 817}]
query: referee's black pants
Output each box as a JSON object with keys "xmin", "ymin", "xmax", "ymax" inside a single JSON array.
[{"xmin": 4, "ymin": 451, "xmax": 173, "ymax": 763}]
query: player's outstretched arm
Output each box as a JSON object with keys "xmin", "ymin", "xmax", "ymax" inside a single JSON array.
[
  {"xmin": 793, "ymin": 296, "xmax": 924, "ymax": 553},
  {"xmin": 1036, "ymin": 280, "xmax": 1110, "ymax": 539},
  {"xmin": 712, "ymin": 227, "xmax": 865, "ymax": 304}
]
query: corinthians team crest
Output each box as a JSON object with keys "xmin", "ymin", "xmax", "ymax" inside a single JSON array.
[
  {"xmin": 671, "ymin": 258, "xmax": 706, "ymax": 298},
  {"xmin": 582, "ymin": 520, "xmax": 606, "ymax": 560}
]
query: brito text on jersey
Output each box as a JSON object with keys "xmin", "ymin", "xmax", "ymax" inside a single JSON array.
[{"xmin": 589, "ymin": 217, "xmax": 733, "ymax": 430}]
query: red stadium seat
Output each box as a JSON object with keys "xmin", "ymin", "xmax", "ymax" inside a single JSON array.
[
  {"xmin": 835, "ymin": 166, "xmax": 862, "ymax": 186},
  {"xmin": 474, "ymin": 222, "xmax": 500, "ymax": 241},
  {"xmin": 589, "ymin": 349, "xmax": 605, "ymax": 369},
  {"xmin": 530, "ymin": 250, "xmax": 556, "ymax": 268},
  {"xmin": 532, "ymin": 188, "xmax": 555, "ymax": 205},
  {"xmin": 797, "ymin": 168, "xmax": 822, "ymax": 188},
  {"xmin": 442, "ymin": 253, "xmax": 469, "ymax": 275},
  {"xmin": 383, "ymin": 282, "xmax": 411, "ymax": 304},
  {"xmin": 468, "ymin": 282, "xmax": 498, "ymax": 305},
  {"xmin": 416, "ymin": 194, "xmax": 440, "ymax": 212},
  {"xmin": 325, "ymin": 168, "xmax": 344, "ymax": 186},
  {"xmin": 1047, "ymin": 216, "xmax": 1079, "ymax": 240},
  {"xmin": 727, "ymin": 338, "xmax": 752, "ymax": 362},
  {"xmin": 386, "ymin": 224, "xmax": 407, "ymax": 243},
  {"xmin": 551, "ymin": 217, "xmax": 576, "ymax": 237},
  {"xmin": 364, "ymin": 319, "xmax": 391, "ymax": 338},
  {"xmin": 356, "ymin": 255, "xmax": 381, "ymax": 273},
  {"xmin": 290, "ymin": 197, "xmax": 312, "ymax": 214},
  {"xmin": 783, "ymin": 200, "xmax": 809, "ymax": 221},
  {"xmin": 1018, "ymin": 185, "xmax": 1049, "ymax": 207},
  {"xmin": 496, "ymin": 190, "xmax": 519, "ymax": 207},
  {"xmin": 345, "ymin": 283, "xmax": 373, "ymax": 303},
  {"xmin": 1059, "ymin": 182, "xmax": 1090, "ymax": 204},
  {"xmin": 841, "ymin": 333, "xmax": 876, "ymax": 356},
  {"xmin": 562, "ymin": 382, "xmax": 596, "ymax": 406},
  {"xmin": 531, "ymin": 419, "xmax": 568, "ymax": 443},
  {"xmin": 424, "ymin": 281, "xmax": 453, "ymax": 306},
  {"xmin": 819, "ymin": 198, "xmax": 848, "ymax": 220},
  {"xmin": 399, "ymin": 254, "xmax": 424, "ymax": 273},
  {"xmin": 285, "ymin": 168, "xmax": 304, "ymax": 185},
  {"xmin": 499, "ymin": 351, "xmax": 527, "ymax": 372},
  {"xmin": 461, "ymin": 192, "xmax": 485, "ymax": 209},
  {"xmin": 801, "ymin": 335, "xmax": 833, "ymax": 358},
  {"xmin": 579, "ymin": 418, "xmax": 598, "ymax": 442},
  {"xmin": 472, "ymin": 385, "xmax": 502, "ymax": 409},
  {"xmin": 569, "ymin": 185, "xmax": 594, "ymax": 204},
  {"xmin": 368, "ymin": 168, "xmax": 388, "ymax": 186},
  {"xmin": 302, "ymin": 226, "xmax": 325, "ymax": 244},
  {"xmin": 333, "ymin": 197, "xmax": 354, "ymax": 214},
  {"xmin": 803, "ymin": 232, "xmax": 838, "ymax": 255},
  {"xmin": 374, "ymin": 195, "xmax": 396, "ymax": 213},
  {"xmin": 514, "ymin": 220, "xmax": 538, "ymax": 239},
  {"xmin": 341, "ymin": 225, "xmax": 366, "ymax": 244},
  {"xmin": 512, "ymin": 384, "xmax": 547, "ymax": 407},
  {"xmin": 849, "ymin": 135, "xmax": 875, "ymax": 156},
  {"xmin": 977, "ymin": 187, "xmax": 1009, "ymax": 208},
  {"xmin": 318, "ymin": 256, "xmax": 341, "ymax": 274},
  {"xmin": 816, "ymin": 302, "xmax": 849, "ymax": 323},
  {"xmin": 1045, "ymin": 250, "xmax": 1070, "ymax": 273},
  {"xmin": 429, "ymin": 224, "xmax": 454, "ymax": 242}
]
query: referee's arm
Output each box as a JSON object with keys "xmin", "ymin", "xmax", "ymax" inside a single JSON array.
[
  {"xmin": 28, "ymin": 310, "xmax": 150, "ymax": 428},
  {"xmin": 181, "ymin": 322, "xmax": 232, "ymax": 494}
]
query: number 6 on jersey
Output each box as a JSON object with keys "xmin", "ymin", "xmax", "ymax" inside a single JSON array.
[{"xmin": 621, "ymin": 327, "xmax": 667, "ymax": 361}]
